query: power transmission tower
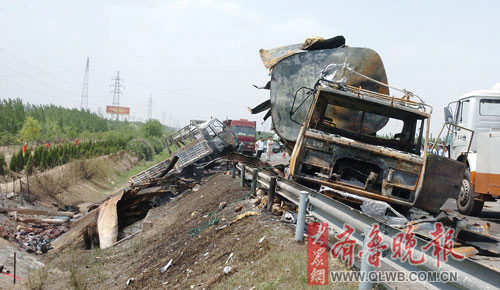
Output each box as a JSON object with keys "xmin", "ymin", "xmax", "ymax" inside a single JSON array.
[
  {"xmin": 110, "ymin": 71, "xmax": 124, "ymax": 121},
  {"xmin": 147, "ymin": 94, "xmax": 153, "ymax": 120},
  {"xmin": 80, "ymin": 57, "xmax": 90, "ymax": 110}
]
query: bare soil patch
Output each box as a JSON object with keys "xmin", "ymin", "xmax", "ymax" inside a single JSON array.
[{"xmin": 25, "ymin": 174, "xmax": 354, "ymax": 289}]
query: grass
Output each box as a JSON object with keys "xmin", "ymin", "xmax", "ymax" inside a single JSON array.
[
  {"xmin": 213, "ymin": 227, "xmax": 357, "ymax": 290},
  {"xmin": 27, "ymin": 267, "xmax": 48, "ymax": 290},
  {"xmin": 37, "ymin": 247, "xmax": 108, "ymax": 289},
  {"xmin": 69, "ymin": 267, "xmax": 86, "ymax": 290},
  {"xmin": 30, "ymin": 158, "xmax": 114, "ymax": 200}
]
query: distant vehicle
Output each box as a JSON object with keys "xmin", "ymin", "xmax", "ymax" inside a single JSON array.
[
  {"xmin": 130, "ymin": 118, "xmax": 239, "ymax": 184},
  {"xmin": 223, "ymin": 119, "xmax": 256, "ymax": 155},
  {"xmin": 444, "ymin": 83, "xmax": 500, "ymax": 215}
]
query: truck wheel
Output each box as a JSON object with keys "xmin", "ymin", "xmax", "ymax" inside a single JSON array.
[{"xmin": 456, "ymin": 169, "xmax": 484, "ymax": 216}]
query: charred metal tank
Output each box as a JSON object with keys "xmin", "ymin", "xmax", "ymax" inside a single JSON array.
[{"xmin": 252, "ymin": 36, "xmax": 390, "ymax": 147}]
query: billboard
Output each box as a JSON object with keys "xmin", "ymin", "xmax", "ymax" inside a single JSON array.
[{"xmin": 106, "ymin": 106, "xmax": 130, "ymax": 115}]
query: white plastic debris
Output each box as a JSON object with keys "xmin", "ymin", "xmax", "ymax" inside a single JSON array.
[
  {"xmin": 216, "ymin": 225, "xmax": 227, "ymax": 231},
  {"xmin": 223, "ymin": 266, "xmax": 232, "ymax": 275},
  {"xmin": 258, "ymin": 236, "xmax": 266, "ymax": 244},
  {"xmin": 281, "ymin": 211, "xmax": 297, "ymax": 223},
  {"xmin": 126, "ymin": 278, "xmax": 135, "ymax": 286},
  {"xmin": 225, "ymin": 252, "xmax": 233, "ymax": 264},
  {"xmin": 160, "ymin": 259, "xmax": 173, "ymax": 274}
]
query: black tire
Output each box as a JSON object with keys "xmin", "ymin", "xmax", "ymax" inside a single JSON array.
[{"xmin": 457, "ymin": 169, "xmax": 484, "ymax": 216}]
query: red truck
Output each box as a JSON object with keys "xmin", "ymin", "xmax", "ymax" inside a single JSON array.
[{"xmin": 223, "ymin": 119, "xmax": 257, "ymax": 155}]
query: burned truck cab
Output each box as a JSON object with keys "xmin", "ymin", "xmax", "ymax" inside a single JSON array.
[{"xmin": 290, "ymin": 86, "xmax": 465, "ymax": 214}]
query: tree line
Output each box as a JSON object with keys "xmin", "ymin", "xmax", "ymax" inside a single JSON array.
[
  {"xmin": 0, "ymin": 98, "xmax": 108, "ymax": 144},
  {"xmin": 0, "ymin": 119, "xmax": 171, "ymax": 177},
  {"xmin": 5, "ymin": 138, "xmax": 130, "ymax": 174}
]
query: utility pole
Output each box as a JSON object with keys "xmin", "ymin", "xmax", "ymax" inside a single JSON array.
[
  {"xmin": 147, "ymin": 94, "xmax": 153, "ymax": 120},
  {"xmin": 80, "ymin": 57, "xmax": 90, "ymax": 110},
  {"xmin": 110, "ymin": 71, "xmax": 124, "ymax": 121}
]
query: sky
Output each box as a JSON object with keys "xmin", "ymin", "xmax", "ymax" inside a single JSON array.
[{"xmin": 0, "ymin": 0, "xmax": 499, "ymax": 134}]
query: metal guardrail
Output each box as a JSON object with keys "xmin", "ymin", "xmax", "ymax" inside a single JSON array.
[{"xmin": 235, "ymin": 163, "xmax": 500, "ymax": 290}]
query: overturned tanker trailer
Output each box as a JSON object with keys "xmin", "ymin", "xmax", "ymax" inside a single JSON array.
[{"xmin": 251, "ymin": 36, "xmax": 466, "ymax": 214}]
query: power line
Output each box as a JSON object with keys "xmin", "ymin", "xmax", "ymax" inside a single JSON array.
[
  {"xmin": 0, "ymin": 75, "xmax": 65, "ymax": 101},
  {"xmin": 0, "ymin": 47, "xmax": 79, "ymax": 86},
  {"xmin": 127, "ymin": 79, "xmax": 243, "ymax": 108},
  {"xmin": 0, "ymin": 60, "xmax": 80, "ymax": 98},
  {"xmin": 91, "ymin": 70, "xmax": 243, "ymax": 108},
  {"xmin": 80, "ymin": 57, "xmax": 90, "ymax": 110},
  {"xmin": 110, "ymin": 71, "xmax": 124, "ymax": 121}
]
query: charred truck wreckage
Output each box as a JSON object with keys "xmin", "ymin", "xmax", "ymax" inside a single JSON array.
[
  {"xmin": 50, "ymin": 118, "xmax": 241, "ymax": 250},
  {"xmin": 248, "ymin": 37, "xmax": 500, "ymax": 258},
  {"xmin": 251, "ymin": 36, "xmax": 467, "ymax": 216},
  {"xmin": 7, "ymin": 37, "xmax": 498, "ymax": 281}
]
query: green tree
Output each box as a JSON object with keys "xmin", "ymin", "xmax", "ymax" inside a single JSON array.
[
  {"xmin": 25, "ymin": 154, "xmax": 34, "ymax": 175},
  {"xmin": 18, "ymin": 117, "xmax": 41, "ymax": 143},
  {"xmin": 141, "ymin": 119, "xmax": 164, "ymax": 138},
  {"xmin": 0, "ymin": 154, "xmax": 7, "ymax": 176},
  {"xmin": 47, "ymin": 149, "xmax": 55, "ymax": 168},
  {"xmin": 9, "ymin": 153, "xmax": 17, "ymax": 171},
  {"xmin": 9, "ymin": 150, "xmax": 24, "ymax": 172},
  {"xmin": 33, "ymin": 146, "xmax": 42, "ymax": 168},
  {"xmin": 16, "ymin": 149, "xmax": 24, "ymax": 172},
  {"xmin": 24, "ymin": 148, "xmax": 31, "ymax": 166},
  {"xmin": 127, "ymin": 137, "xmax": 154, "ymax": 160},
  {"xmin": 40, "ymin": 148, "xmax": 48, "ymax": 169}
]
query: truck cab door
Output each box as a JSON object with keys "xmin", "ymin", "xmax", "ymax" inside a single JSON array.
[{"xmin": 452, "ymin": 99, "xmax": 472, "ymax": 158}]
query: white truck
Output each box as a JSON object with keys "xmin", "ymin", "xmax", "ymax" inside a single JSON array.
[{"xmin": 444, "ymin": 83, "xmax": 500, "ymax": 215}]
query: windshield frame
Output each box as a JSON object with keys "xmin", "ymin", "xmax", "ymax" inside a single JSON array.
[
  {"xmin": 232, "ymin": 125, "xmax": 256, "ymax": 137},
  {"xmin": 308, "ymin": 88, "xmax": 427, "ymax": 154}
]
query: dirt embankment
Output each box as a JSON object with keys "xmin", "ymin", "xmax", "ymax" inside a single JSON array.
[
  {"xmin": 1, "ymin": 151, "xmax": 138, "ymax": 208},
  {"xmin": 0, "ymin": 151, "xmax": 139, "ymax": 289},
  {"xmin": 24, "ymin": 174, "xmax": 354, "ymax": 290}
]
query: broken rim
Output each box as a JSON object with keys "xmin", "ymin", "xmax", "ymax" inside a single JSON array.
[{"xmin": 458, "ymin": 177, "xmax": 471, "ymax": 207}]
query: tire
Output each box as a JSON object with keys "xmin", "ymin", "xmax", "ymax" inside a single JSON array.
[{"xmin": 456, "ymin": 169, "xmax": 484, "ymax": 216}]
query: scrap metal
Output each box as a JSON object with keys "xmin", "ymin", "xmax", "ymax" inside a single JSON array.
[{"xmin": 92, "ymin": 119, "xmax": 241, "ymax": 249}]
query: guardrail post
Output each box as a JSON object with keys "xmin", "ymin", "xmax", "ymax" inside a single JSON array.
[
  {"xmin": 250, "ymin": 170, "xmax": 258, "ymax": 195},
  {"xmin": 13, "ymin": 252, "xmax": 16, "ymax": 284},
  {"xmin": 231, "ymin": 162, "xmax": 236, "ymax": 179},
  {"xmin": 240, "ymin": 164, "xmax": 246, "ymax": 187},
  {"xmin": 294, "ymin": 190, "xmax": 309, "ymax": 241},
  {"xmin": 267, "ymin": 177, "xmax": 277, "ymax": 211},
  {"xmin": 359, "ymin": 227, "xmax": 374, "ymax": 290}
]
